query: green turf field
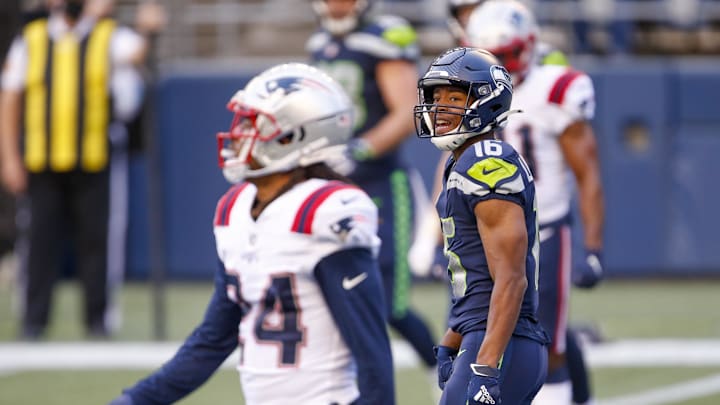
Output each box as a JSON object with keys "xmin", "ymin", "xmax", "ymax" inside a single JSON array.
[{"xmin": 1, "ymin": 279, "xmax": 720, "ymax": 404}]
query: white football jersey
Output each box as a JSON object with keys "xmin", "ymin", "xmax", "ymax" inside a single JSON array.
[
  {"xmin": 502, "ymin": 64, "xmax": 596, "ymax": 225},
  {"xmin": 213, "ymin": 178, "xmax": 380, "ymax": 405}
]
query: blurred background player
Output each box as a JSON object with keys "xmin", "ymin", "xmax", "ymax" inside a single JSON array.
[
  {"xmin": 108, "ymin": 63, "xmax": 395, "ymax": 405},
  {"xmin": 415, "ymin": 47, "xmax": 547, "ymax": 404},
  {"xmin": 0, "ymin": 0, "xmax": 164, "ymax": 339},
  {"xmin": 306, "ymin": 0, "xmax": 439, "ymax": 382},
  {"xmin": 0, "ymin": 0, "xmax": 21, "ymax": 287},
  {"xmin": 446, "ymin": 0, "xmax": 484, "ymax": 46},
  {"xmin": 466, "ymin": 1, "xmax": 605, "ymax": 404}
]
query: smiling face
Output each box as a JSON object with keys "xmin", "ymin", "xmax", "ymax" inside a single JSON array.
[{"xmin": 431, "ymin": 85, "xmax": 473, "ymax": 135}]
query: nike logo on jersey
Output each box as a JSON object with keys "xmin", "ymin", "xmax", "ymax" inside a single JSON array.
[
  {"xmin": 457, "ymin": 348, "xmax": 467, "ymax": 358},
  {"xmin": 340, "ymin": 196, "xmax": 359, "ymax": 205},
  {"xmin": 342, "ymin": 273, "xmax": 368, "ymax": 290},
  {"xmin": 482, "ymin": 167, "xmax": 501, "ymax": 175}
]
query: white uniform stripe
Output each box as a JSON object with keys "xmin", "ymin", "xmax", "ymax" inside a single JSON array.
[
  {"xmin": 407, "ymin": 168, "xmax": 430, "ymax": 233},
  {"xmin": 599, "ymin": 373, "xmax": 720, "ymax": 405},
  {"xmin": 552, "ymin": 224, "xmax": 572, "ymax": 354}
]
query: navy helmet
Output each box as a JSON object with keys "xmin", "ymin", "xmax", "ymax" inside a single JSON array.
[{"xmin": 414, "ymin": 47, "xmax": 517, "ymax": 151}]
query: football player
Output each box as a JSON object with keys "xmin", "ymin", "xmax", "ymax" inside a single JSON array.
[
  {"xmin": 408, "ymin": 0, "xmax": 568, "ymax": 276},
  {"xmin": 107, "ymin": 63, "xmax": 394, "ymax": 405},
  {"xmin": 307, "ymin": 0, "xmax": 439, "ymax": 381},
  {"xmin": 415, "ymin": 47, "xmax": 548, "ymax": 405},
  {"xmin": 447, "ymin": 0, "xmax": 485, "ymax": 45},
  {"xmin": 466, "ymin": 2, "xmax": 605, "ymax": 404}
]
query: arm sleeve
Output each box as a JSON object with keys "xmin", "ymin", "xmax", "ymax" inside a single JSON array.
[
  {"xmin": 313, "ymin": 248, "xmax": 395, "ymax": 405},
  {"xmin": 1, "ymin": 37, "xmax": 26, "ymax": 91},
  {"xmin": 123, "ymin": 261, "xmax": 242, "ymax": 405}
]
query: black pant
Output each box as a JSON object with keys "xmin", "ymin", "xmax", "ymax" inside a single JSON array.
[{"xmin": 21, "ymin": 170, "xmax": 110, "ymax": 333}]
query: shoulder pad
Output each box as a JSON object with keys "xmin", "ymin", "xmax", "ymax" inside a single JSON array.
[
  {"xmin": 351, "ymin": 16, "xmax": 419, "ymax": 59},
  {"xmin": 305, "ymin": 30, "xmax": 329, "ymax": 53},
  {"xmin": 548, "ymin": 69, "xmax": 595, "ymax": 120},
  {"xmin": 372, "ymin": 15, "xmax": 417, "ymax": 48},
  {"xmin": 213, "ymin": 183, "xmax": 250, "ymax": 227},
  {"xmin": 451, "ymin": 140, "xmax": 527, "ymax": 196},
  {"xmin": 541, "ymin": 50, "xmax": 569, "ymax": 67},
  {"xmin": 291, "ymin": 181, "xmax": 358, "ymax": 234},
  {"xmin": 293, "ymin": 182, "xmax": 380, "ymax": 251}
]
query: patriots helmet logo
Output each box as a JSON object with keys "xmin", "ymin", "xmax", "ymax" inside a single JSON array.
[
  {"xmin": 510, "ymin": 10, "xmax": 523, "ymax": 28},
  {"xmin": 265, "ymin": 77, "xmax": 331, "ymax": 98}
]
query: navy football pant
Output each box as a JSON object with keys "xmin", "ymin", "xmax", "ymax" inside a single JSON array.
[
  {"xmin": 567, "ymin": 327, "xmax": 592, "ymax": 403},
  {"xmin": 537, "ymin": 220, "xmax": 572, "ymax": 384},
  {"xmin": 439, "ymin": 331, "xmax": 547, "ymax": 405}
]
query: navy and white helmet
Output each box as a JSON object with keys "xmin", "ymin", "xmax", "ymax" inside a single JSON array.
[
  {"xmin": 414, "ymin": 47, "xmax": 517, "ymax": 151},
  {"xmin": 217, "ymin": 63, "xmax": 354, "ymax": 183},
  {"xmin": 311, "ymin": 0, "xmax": 373, "ymax": 36}
]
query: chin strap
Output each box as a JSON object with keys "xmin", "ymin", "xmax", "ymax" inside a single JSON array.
[
  {"xmin": 429, "ymin": 108, "xmax": 523, "ymax": 152},
  {"xmin": 494, "ymin": 108, "xmax": 523, "ymax": 126}
]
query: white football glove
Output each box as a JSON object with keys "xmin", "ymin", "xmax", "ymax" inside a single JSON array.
[{"xmin": 408, "ymin": 206, "xmax": 442, "ymax": 277}]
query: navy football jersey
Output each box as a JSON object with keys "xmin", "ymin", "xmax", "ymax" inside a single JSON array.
[
  {"xmin": 306, "ymin": 15, "xmax": 419, "ymax": 175},
  {"xmin": 436, "ymin": 138, "xmax": 545, "ymax": 342}
]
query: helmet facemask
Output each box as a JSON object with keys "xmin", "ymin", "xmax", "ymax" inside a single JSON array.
[
  {"xmin": 414, "ymin": 76, "xmax": 510, "ymax": 151},
  {"xmin": 487, "ymin": 36, "xmax": 536, "ymax": 82},
  {"xmin": 217, "ymin": 101, "xmax": 286, "ymax": 183}
]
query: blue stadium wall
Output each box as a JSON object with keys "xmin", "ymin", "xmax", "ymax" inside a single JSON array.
[{"xmin": 125, "ymin": 59, "xmax": 720, "ymax": 280}]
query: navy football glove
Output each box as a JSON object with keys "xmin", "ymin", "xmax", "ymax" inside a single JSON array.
[
  {"xmin": 572, "ymin": 248, "xmax": 603, "ymax": 289},
  {"xmin": 433, "ymin": 345, "xmax": 458, "ymax": 390},
  {"xmin": 467, "ymin": 364, "xmax": 501, "ymax": 404}
]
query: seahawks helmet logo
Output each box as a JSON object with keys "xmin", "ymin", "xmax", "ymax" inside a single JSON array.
[{"xmin": 490, "ymin": 65, "xmax": 513, "ymax": 93}]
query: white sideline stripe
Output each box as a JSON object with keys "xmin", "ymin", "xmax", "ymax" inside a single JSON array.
[
  {"xmin": 585, "ymin": 339, "xmax": 720, "ymax": 367},
  {"xmin": 2, "ymin": 339, "xmax": 720, "ymax": 372},
  {"xmin": 598, "ymin": 373, "xmax": 720, "ymax": 405}
]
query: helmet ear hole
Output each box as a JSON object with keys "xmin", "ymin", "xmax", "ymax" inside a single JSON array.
[
  {"xmin": 276, "ymin": 127, "xmax": 306, "ymax": 145},
  {"xmin": 276, "ymin": 132, "xmax": 293, "ymax": 145}
]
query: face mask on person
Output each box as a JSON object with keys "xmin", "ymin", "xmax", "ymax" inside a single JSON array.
[{"xmin": 64, "ymin": 0, "xmax": 85, "ymax": 20}]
